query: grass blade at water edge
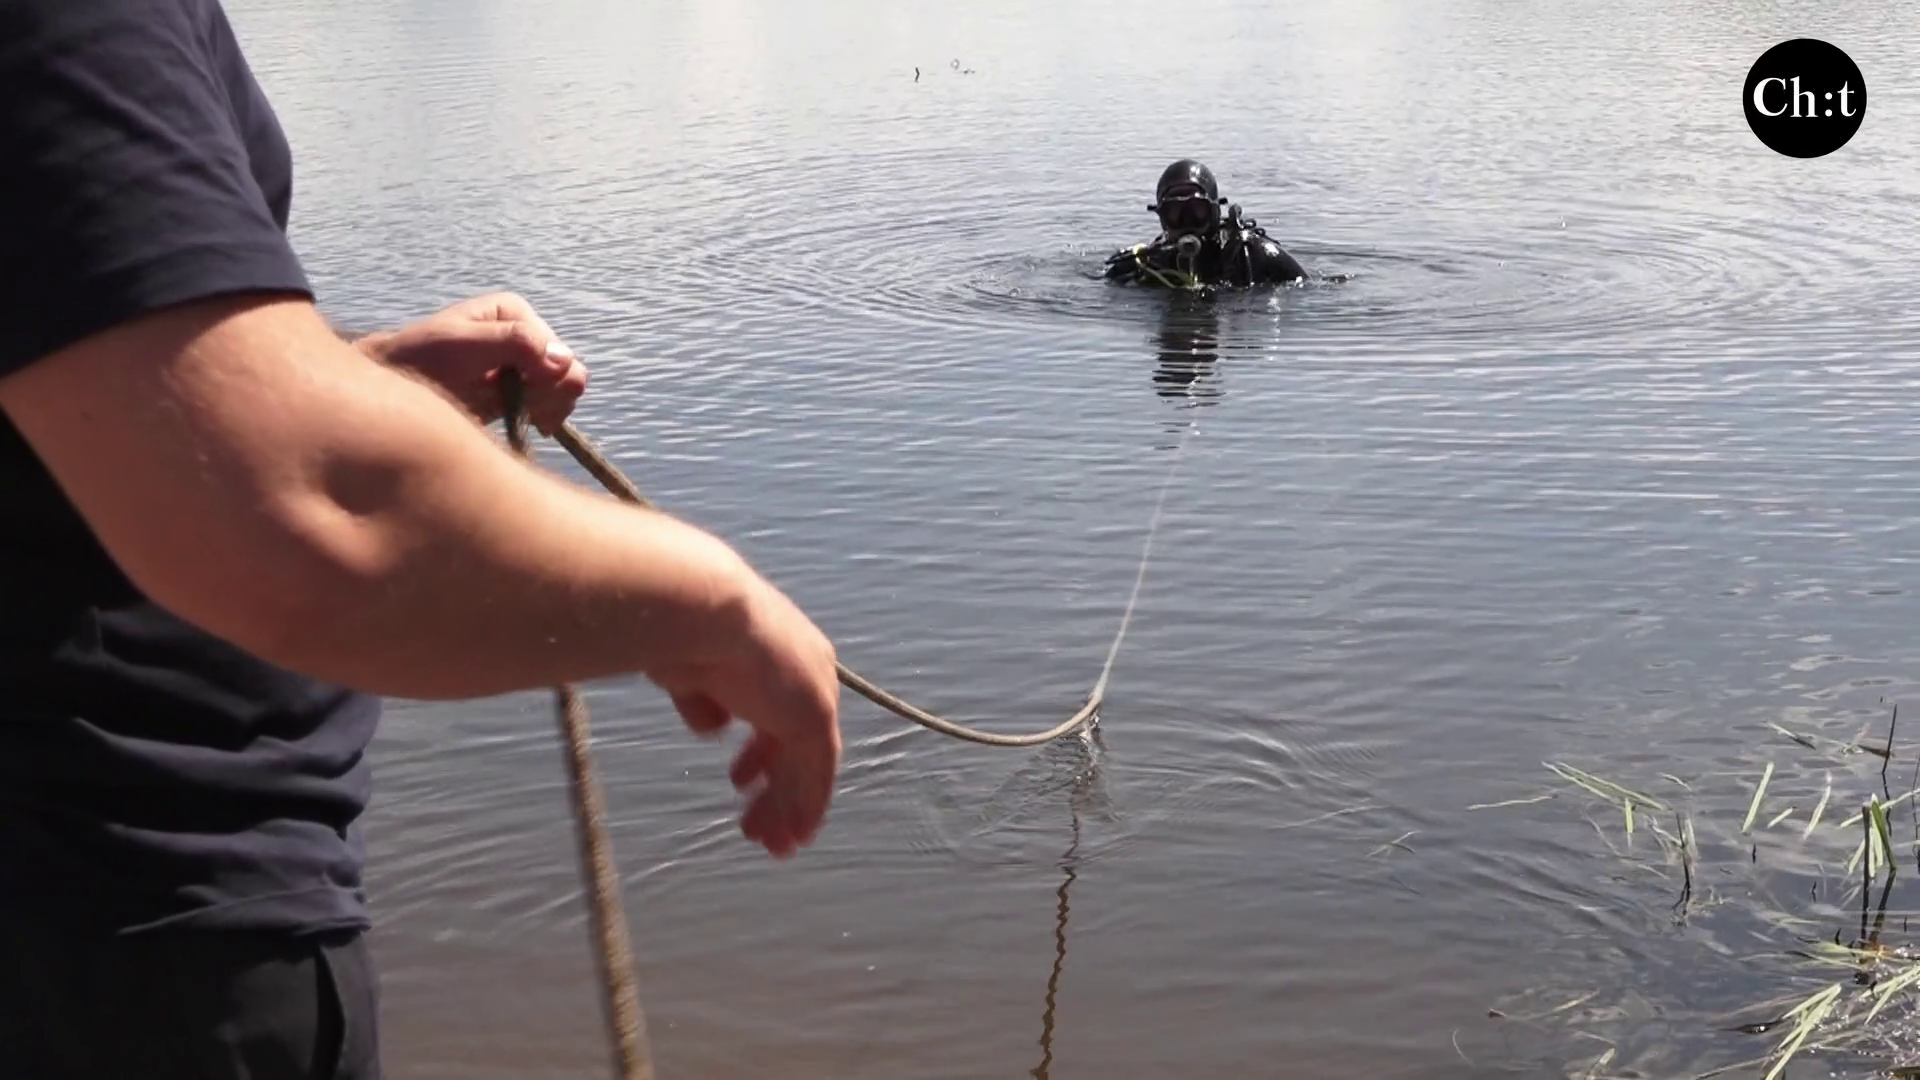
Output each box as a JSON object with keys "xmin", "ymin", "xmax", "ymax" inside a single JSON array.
[
  {"xmin": 1744, "ymin": 762, "xmax": 1775, "ymax": 834},
  {"xmin": 1466, "ymin": 793, "xmax": 1556, "ymax": 811},
  {"xmin": 1763, "ymin": 983, "xmax": 1841, "ymax": 1080},
  {"xmin": 1871, "ymin": 797, "xmax": 1897, "ymax": 871},
  {"xmin": 1804, "ymin": 774, "xmax": 1832, "ymax": 839},
  {"xmin": 1546, "ymin": 762, "xmax": 1670, "ymax": 813},
  {"xmin": 1863, "ymin": 962, "xmax": 1920, "ymax": 1026},
  {"xmin": 1769, "ymin": 722, "xmax": 1818, "ymax": 751}
]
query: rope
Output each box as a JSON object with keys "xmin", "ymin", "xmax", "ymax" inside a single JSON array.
[
  {"xmin": 495, "ymin": 367, "xmax": 1187, "ymax": 1080},
  {"xmin": 1128, "ymin": 247, "xmax": 1202, "ymax": 291},
  {"xmin": 543, "ymin": 400, "xmax": 1186, "ymax": 747},
  {"xmin": 500, "ymin": 373, "xmax": 654, "ymax": 1080}
]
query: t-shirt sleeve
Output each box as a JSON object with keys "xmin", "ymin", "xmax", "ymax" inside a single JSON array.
[{"xmin": 0, "ymin": 0, "xmax": 312, "ymax": 381}]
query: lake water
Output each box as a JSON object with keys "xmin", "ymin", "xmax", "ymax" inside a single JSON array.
[{"xmin": 230, "ymin": 0, "xmax": 1920, "ymax": 1076}]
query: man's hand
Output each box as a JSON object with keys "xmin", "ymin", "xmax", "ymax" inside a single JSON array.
[
  {"xmin": 354, "ymin": 292, "xmax": 588, "ymax": 435},
  {"xmin": 650, "ymin": 575, "xmax": 843, "ymax": 859},
  {"xmin": 353, "ymin": 291, "xmax": 841, "ymax": 857}
]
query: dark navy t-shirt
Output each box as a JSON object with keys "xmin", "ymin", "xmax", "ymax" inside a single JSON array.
[{"xmin": 0, "ymin": 0, "xmax": 380, "ymax": 936}]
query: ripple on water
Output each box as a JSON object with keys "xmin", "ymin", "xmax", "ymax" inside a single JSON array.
[
  {"xmin": 233, "ymin": 0, "xmax": 1920, "ymax": 1074},
  {"xmin": 495, "ymin": 140, "xmax": 1920, "ymax": 367},
  {"xmin": 890, "ymin": 696, "xmax": 1395, "ymax": 878}
]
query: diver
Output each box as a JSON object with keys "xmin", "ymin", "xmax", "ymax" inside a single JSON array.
[{"xmin": 1104, "ymin": 159, "xmax": 1307, "ymax": 289}]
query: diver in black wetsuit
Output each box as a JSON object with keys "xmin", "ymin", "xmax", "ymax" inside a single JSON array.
[{"xmin": 1104, "ymin": 159, "xmax": 1307, "ymax": 289}]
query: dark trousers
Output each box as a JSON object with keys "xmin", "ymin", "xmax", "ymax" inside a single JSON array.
[{"xmin": 0, "ymin": 919, "xmax": 381, "ymax": 1079}]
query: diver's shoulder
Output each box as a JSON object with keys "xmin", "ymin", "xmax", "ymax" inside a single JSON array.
[
  {"xmin": 1222, "ymin": 222, "xmax": 1308, "ymax": 282},
  {"xmin": 1257, "ymin": 239, "xmax": 1308, "ymax": 282}
]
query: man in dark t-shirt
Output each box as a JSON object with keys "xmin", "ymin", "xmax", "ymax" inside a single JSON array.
[{"xmin": 0, "ymin": 3, "xmax": 846, "ymax": 1078}]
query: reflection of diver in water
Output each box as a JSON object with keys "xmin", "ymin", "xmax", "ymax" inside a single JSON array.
[
  {"xmin": 1104, "ymin": 159, "xmax": 1308, "ymax": 290},
  {"xmin": 1152, "ymin": 293, "xmax": 1224, "ymax": 409}
]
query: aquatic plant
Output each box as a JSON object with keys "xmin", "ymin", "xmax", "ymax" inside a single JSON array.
[{"xmin": 1501, "ymin": 705, "xmax": 1920, "ymax": 1079}]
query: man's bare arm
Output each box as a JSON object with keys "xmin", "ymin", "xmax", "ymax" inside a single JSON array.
[{"xmin": 0, "ymin": 291, "xmax": 759, "ymax": 701}]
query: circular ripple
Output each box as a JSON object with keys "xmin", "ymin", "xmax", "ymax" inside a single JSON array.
[{"xmin": 542, "ymin": 144, "xmax": 1918, "ymax": 362}]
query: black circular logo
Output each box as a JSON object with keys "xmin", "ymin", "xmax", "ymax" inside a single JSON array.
[{"xmin": 1744, "ymin": 38, "xmax": 1866, "ymax": 158}]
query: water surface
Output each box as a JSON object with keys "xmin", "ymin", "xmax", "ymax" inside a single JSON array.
[{"xmin": 232, "ymin": 1, "xmax": 1920, "ymax": 1075}]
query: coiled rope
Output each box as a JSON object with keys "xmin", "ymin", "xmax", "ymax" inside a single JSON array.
[{"xmin": 497, "ymin": 370, "xmax": 1188, "ymax": 1078}]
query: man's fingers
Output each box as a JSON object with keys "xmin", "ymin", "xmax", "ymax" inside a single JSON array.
[
  {"xmin": 486, "ymin": 320, "xmax": 569, "ymax": 374},
  {"xmin": 478, "ymin": 322, "xmax": 585, "ymax": 431},
  {"xmin": 457, "ymin": 292, "xmax": 559, "ymax": 342},
  {"xmin": 730, "ymin": 734, "xmax": 828, "ymax": 857},
  {"xmin": 673, "ymin": 691, "xmax": 730, "ymax": 736},
  {"xmin": 735, "ymin": 741, "xmax": 787, "ymax": 855},
  {"xmin": 733, "ymin": 740, "xmax": 829, "ymax": 858},
  {"xmin": 742, "ymin": 785, "xmax": 798, "ymax": 858},
  {"xmin": 436, "ymin": 311, "xmax": 564, "ymax": 376},
  {"xmin": 529, "ymin": 346, "xmax": 588, "ymax": 434},
  {"xmin": 729, "ymin": 735, "xmax": 769, "ymax": 789}
]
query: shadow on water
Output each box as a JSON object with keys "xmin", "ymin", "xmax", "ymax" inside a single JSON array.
[
  {"xmin": 905, "ymin": 726, "xmax": 1111, "ymax": 1078},
  {"xmin": 1027, "ymin": 817, "xmax": 1078, "ymax": 1080},
  {"xmin": 1027, "ymin": 728, "xmax": 1103, "ymax": 1080}
]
